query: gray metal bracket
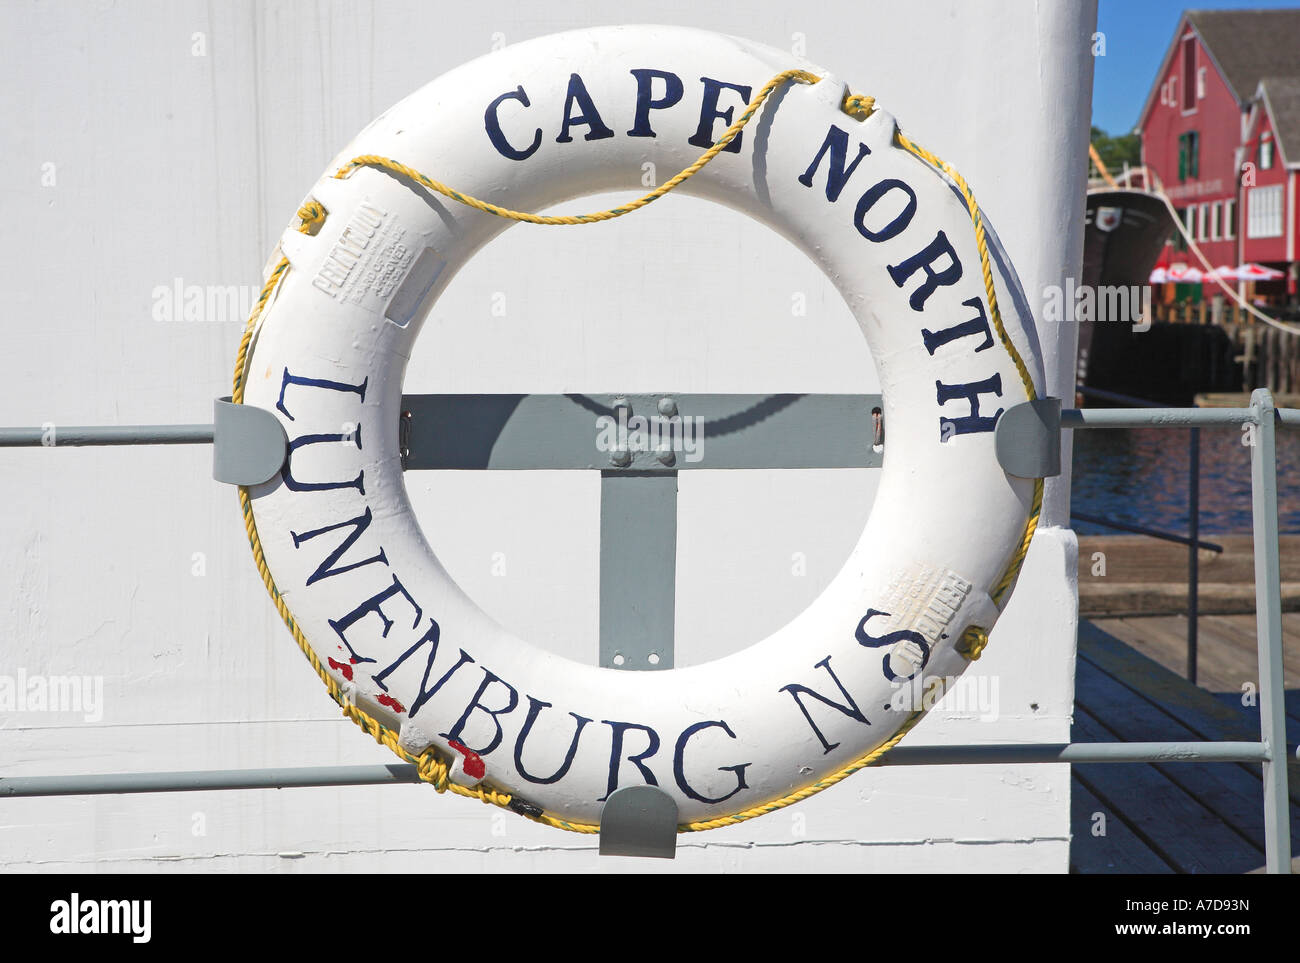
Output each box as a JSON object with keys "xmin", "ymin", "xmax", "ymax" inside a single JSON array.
[
  {"xmin": 396, "ymin": 392, "xmax": 883, "ymax": 674},
  {"xmin": 599, "ymin": 470, "xmax": 677, "ymax": 671},
  {"xmin": 995, "ymin": 397, "xmax": 1062, "ymax": 479},
  {"xmin": 399, "ymin": 393, "xmax": 884, "ymax": 471},
  {"xmin": 212, "ymin": 397, "xmax": 288, "ymax": 486},
  {"xmin": 598, "ymin": 785, "xmax": 679, "ymax": 858}
]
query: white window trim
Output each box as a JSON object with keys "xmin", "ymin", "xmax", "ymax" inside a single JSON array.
[
  {"xmin": 1199, "ymin": 202, "xmax": 1210, "ymax": 241},
  {"xmin": 1210, "ymin": 201, "xmax": 1221, "ymax": 241},
  {"xmin": 1247, "ymin": 184, "xmax": 1284, "ymax": 239},
  {"xmin": 1225, "ymin": 198, "xmax": 1237, "ymax": 240},
  {"xmin": 1289, "ymin": 172, "xmax": 1296, "ymax": 263},
  {"xmin": 1197, "ymin": 66, "xmax": 1206, "ymax": 100}
]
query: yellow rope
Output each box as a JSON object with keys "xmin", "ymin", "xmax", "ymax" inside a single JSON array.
[
  {"xmin": 892, "ymin": 130, "xmax": 1045, "ymax": 625},
  {"xmin": 333, "ymin": 70, "xmax": 838, "ymax": 224},
  {"xmin": 231, "ymin": 70, "xmax": 1038, "ymax": 833}
]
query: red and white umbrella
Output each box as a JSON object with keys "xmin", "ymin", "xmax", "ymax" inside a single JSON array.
[
  {"xmin": 1234, "ymin": 262, "xmax": 1285, "ymax": 281},
  {"xmin": 1149, "ymin": 266, "xmax": 1170, "ymax": 283},
  {"xmin": 1167, "ymin": 265, "xmax": 1204, "ymax": 283},
  {"xmin": 1204, "ymin": 265, "xmax": 1237, "ymax": 281}
]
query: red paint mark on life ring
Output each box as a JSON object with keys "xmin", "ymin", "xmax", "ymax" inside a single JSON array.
[
  {"xmin": 448, "ymin": 739, "xmax": 486, "ymax": 779},
  {"xmin": 327, "ymin": 657, "xmax": 353, "ymax": 681},
  {"xmin": 377, "ymin": 693, "xmax": 405, "ymax": 713}
]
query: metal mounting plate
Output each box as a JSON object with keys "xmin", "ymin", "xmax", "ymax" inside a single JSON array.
[
  {"xmin": 598, "ymin": 785, "xmax": 679, "ymax": 858},
  {"xmin": 212, "ymin": 397, "xmax": 288, "ymax": 486},
  {"xmin": 399, "ymin": 393, "xmax": 884, "ymax": 471},
  {"xmin": 995, "ymin": 398, "xmax": 1062, "ymax": 479}
]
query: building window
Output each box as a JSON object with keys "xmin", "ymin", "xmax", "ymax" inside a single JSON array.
[
  {"xmin": 1247, "ymin": 184, "xmax": 1284, "ymax": 238},
  {"xmin": 1224, "ymin": 198, "xmax": 1236, "ymax": 240},
  {"xmin": 1260, "ymin": 137, "xmax": 1274, "ymax": 170},
  {"xmin": 1181, "ymin": 35, "xmax": 1196, "ymax": 111},
  {"xmin": 1185, "ymin": 205, "xmax": 1198, "ymax": 243},
  {"xmin": 1197, "ymin": 66, "xmax": 1206, "ymax": 100},
  {"xmin": 1199, "ymin": 202, "xmax": 1210, "ymax": 240},
  {"xmin": 1210, "ymin": 201, "xmax": 1221, "ymax": 240},
  {"xmin": 1172, "ymin": 207, "xmax": 1188, "ymax": 252},
  {"xmin": 1178, "ymin": 131, "xmax": 1200, "ymax": 180}
]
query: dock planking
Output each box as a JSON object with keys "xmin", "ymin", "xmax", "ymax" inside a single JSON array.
[
  {"xmin": 1070, "ymin": 620, "xmax": 1299, "ymax": 873},
  {"xmin": 1071, "ymin": 707, "xmax": 1265, "ymax": 873},
  {"xmin": 1070, "ymin": 777, "xmax": 1174, "ymax": 873},
  {"xmin": 1076, "ymin": 534, "xmax": 1300, "ymax": 618},
  {"xmin": 1079, "ymin": 620, "xmax": 1300, "ymax": 804},
  {"xmin": 1087, "ymin": 614, "xmax": 1300, "ymax": 747},
  {"xmin": 1089, "ymin": 613, "xmax": 1300, "ymax": 689},
  {"xmin": 1074, "ymin": 657, "xmax": 1298, "ymax": 853}
]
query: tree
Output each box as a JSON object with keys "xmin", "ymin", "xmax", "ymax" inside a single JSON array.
[{"xmin": 1090, "ymin": 125, "xmax": 1142, "ymax": 178}]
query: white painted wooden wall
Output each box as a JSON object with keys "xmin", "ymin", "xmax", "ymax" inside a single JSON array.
[{"xmin": 0, "ymin": 0, "xmax": 1094, "ymax": 871}]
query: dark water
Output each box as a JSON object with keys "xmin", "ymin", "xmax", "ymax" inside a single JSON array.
[{"xmin": 1071, "ymin": 425, "xmax": 1300, "ymax": 536}]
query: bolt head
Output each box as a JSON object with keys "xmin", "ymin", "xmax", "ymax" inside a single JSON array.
[
  {"xmin": 657, "ymin": 450, "xmax": 676, "ymax": 467},
  {"xmin": 610, "ymin": 450, "xmax": 632, "ymax": 467},
  {"xmin": 657, "ymin": 396, "xmax": 678, "ymax": 417}
]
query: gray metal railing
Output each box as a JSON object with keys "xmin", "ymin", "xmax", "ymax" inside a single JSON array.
[
  {"xmin": 1064, "ymin": 390, "xmax": 1293, "ymax": 872},
  {"xmin": 1072, "ymin": 384, "xmax": 1214, "ymax": 683},
  {"xmin": 0, "ymin": 742, "xmax": 1272, "ymax": 798},
  {"xmin": 0, "ymin": 390, "xmax": 1293, "ymax": 871}
]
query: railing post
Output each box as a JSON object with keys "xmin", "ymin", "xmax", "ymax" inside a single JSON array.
[
  {"xmin": 1248, "ymin": 389, "xmax": 1292, "ymax": 873},
  {"xmin": 1187, "ymin": 426, "xmax": 1200, "ymax": 685}
]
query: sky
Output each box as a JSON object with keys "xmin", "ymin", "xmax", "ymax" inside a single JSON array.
[{"xmin": 1092, "ymin": 0, "xmax": 1299, "ymax": 135}]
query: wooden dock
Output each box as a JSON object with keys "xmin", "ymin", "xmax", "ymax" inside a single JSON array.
[
  {"xmin": 1070, "ymin": 619, "xmax": 1300, "ymax": 873},
  {"xmin": 1077, "ymin": 534, "xmax": 1300, "ymax": 617}
]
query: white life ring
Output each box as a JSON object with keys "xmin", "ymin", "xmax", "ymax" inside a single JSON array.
[{"xmin": 233, "ymin": 24, "xmax": 1045, "ymax": 832}]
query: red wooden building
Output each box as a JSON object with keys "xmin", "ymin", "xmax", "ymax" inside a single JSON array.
[{"xmin": 1136, "ymin": 9, "xmax": 1300, "ymax": 303}]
